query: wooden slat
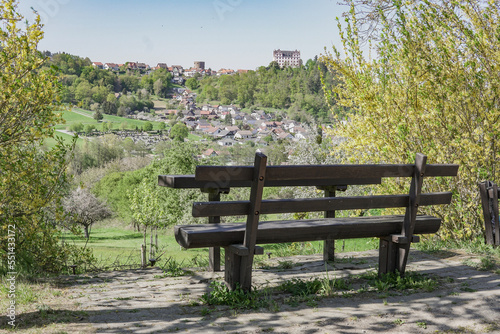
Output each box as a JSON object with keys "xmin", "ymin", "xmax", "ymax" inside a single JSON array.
[
  {"xmin": 194, "ymin": 164, "xmax": 458, "ymax": 183},
  {"xmin": 479, "ymin": 181, "xmax": 494, "ymax": 245},
  {"xmin": 398, "ymin": 153, "xmax": 427, "ymax": 275},
  {"xmin": 240, "ymin": 152, "xmax": 267, "ymax": 291},
  {"xmin": 491, "ymin": 183, "xmax": 500, "ymax": 246},
  {"xmin": 158, "ymin": 174, "xmax": 382, "ymax": 189},
  {"xmin": 192, "ymin": 192, "xmax": 453, "ymax": 217},
  {"xmin": 174, "ymin": 215, "xmax": 441, "ymax": 249}
]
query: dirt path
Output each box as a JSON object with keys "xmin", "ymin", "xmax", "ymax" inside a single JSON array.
[{"xmin": 6, "ymin": 250, "xmax": 500, "ymax": 333}]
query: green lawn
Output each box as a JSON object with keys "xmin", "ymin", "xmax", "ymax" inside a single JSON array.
[
  {"xmin": 56, "ymin": 108, "xmax": 168, "ymax": 131},
  {"xmin": 63, "ymin": 227, "xmax": 208, "ymax": 267},
  {"xmin": 64, "ymin": 225, "xmax": 380, "ymax": 270},
  {"xmin": 47, "ymin": 108, "xmax": 170, "ymax": 148}
]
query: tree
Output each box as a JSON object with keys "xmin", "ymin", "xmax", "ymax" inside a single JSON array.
[
  {"xmin": 185, "ymin": 77, "xmax": 200, "ymax": 90},
  {"xmin": 143, "ymin": 121, "xmax": 153, "ymax": 132},
  {"xmin": 170, "ymin": 123, "xmax": 189, "ymax": 141},
  {"xmin": 93, "ymin": 109, "xmax": 103, "ymax": 122},
  {"xmin": 64, "ymin": 188, "xmax": 112, "ymax": 239},
  {"xmin": 0, "ymin": 0, "xmax": 77, "ymax": 273},
  {"xmin": 321, "ymin": 0, "xmax": 500, "ymax": 241}
]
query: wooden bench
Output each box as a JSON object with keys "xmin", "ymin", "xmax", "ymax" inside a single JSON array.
[
  {"xmin": 478, "ymin": 181, "xmax": 500, "ymax": 246},
  {"xmin": 159, "ymin": 153, "xmax": 458, "ymax": 291}
]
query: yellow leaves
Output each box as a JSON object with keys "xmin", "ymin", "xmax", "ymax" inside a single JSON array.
[{"xmin": 323, "ymin": 0, "xmax": 500, "ymax": 240}]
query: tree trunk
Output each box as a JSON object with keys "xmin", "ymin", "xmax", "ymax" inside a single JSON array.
[{"xmin": 84, "ymin": 225, "xmax": 89, "ymax": 239}]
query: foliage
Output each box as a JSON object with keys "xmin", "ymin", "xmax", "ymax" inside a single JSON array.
[
  {"xmin": 69, "ymin": 135, "xmax": 126, "ymax": 174},
  {"xmin": 360, "ymin": 270, "xmax": 439, "ymax": 293},
  {"xmin": 170, "ymin": 123, "xmax": 189, "ymax": 141},
  {"xmin": 201, "ymin": 281, "xmax": 269, "ymax": 309},
  {"xmin": 143, "ymin": 121, "xmax": 153, "ymax": 132},
  {"xmin": 0, "ymin": 0, "xmax": 78, "ymax": 274},
  {"xmin": 196, "ymin": 59, "xmax": 338, "ymax": 122},
  {"xmin": 321, "ymin": 0, "xmax": 500, "ymax": 240},
  {"xmin": 185, "ymin": 77, "xmax": 200, "ymax": 90},
  {"xmin": 63, "ymin": 188, "xmax": 112, "ymax": 239}
]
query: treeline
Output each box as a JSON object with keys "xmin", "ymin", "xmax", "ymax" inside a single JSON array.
[
  {"xmin": 44, "ymin": 52, "xmax": 172, "ymax": 115},
  {"xmin": 196, "ymin": 59, "xmax": 341, "ymax": 122}
]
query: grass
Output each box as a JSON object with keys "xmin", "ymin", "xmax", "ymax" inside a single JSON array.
[
  {"xmin": 47, "ymin": 108, "xmax": 170, "ymax": 148},
  {"xmin": 0, "ymin": 276, "xmax": 91, "ymax": 332},
  {"xmin": 61, "ymin": 226, "xmax": 209, "ymax": 270},
  {"xmin": 199, "ymin": 269, "xmax": 441, "ymax": 310}
]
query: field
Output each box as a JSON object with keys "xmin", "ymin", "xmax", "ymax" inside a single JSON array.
[
  {"xmin": 47, "ymin": 107, "xmax": 169, "ymax": 148},
  {"xmin": 64, "ymin": 222, "xmax": 380, "ymax": 271}
]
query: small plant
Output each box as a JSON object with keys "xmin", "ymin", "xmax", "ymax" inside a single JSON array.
[
  {"xmin": 393, "ymin": 318, "xmax": 404, "ymax": 326},
  {"xmin": 417, "ymin": 321, "xmax": 427, "ymax": 329},
  {"xmin": 276, "ymin": 260, "xmax": 294, "ymax": 269},
  {"xmin": 156, "ymin": 257, "xmax": 191, "ymax": 277},
  {"xmin": 200, "ymin": 281, "xmax": 268, "ymax": 310},
  {"xmin": 478, "ymin": 255, "xmax": 496, "ymax": 271}
]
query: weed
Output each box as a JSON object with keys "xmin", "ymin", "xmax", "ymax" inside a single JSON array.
[
  {"xmin": 364, "ymin": 271, "xmax": 439, "ymax": 293},
  {"xmin": 200, "ymin": 308, "xmax": 211, "ymax": 316},
  {"xmin": 156, "ymin": 257, "xmax": 192, "ymax": 277},
  {"xmin": 416, "ymin": 321, "xmax": 427, "ymax": 329},
  {"xmin": 393, "ymin": 318, "xmax": 404, "ymax": 325},
  {"xmin": 276, "ymin": 260, "xmax": 294, "ymax": 269},
  {"xmin": 478, "ymin": 255, "xmax": 496, "ymax": 271},
  {"xmin": 115, "ymin": 296, "xmax": 133, "ymax": 300},
  {"xmin": 200, "ymin": 281, "xmax": 269, "ymax": 309}
]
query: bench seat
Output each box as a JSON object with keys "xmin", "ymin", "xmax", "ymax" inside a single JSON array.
[{"xmin": 175, "ymin": 214, "xmax": 441, "ymax": 249}]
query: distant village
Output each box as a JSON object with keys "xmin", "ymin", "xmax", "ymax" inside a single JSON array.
[{"xmin": 90, "ymin": 50, "xmax": 316, "ymax": 150}]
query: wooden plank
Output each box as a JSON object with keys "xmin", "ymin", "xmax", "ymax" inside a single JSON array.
[
  {"xmin": 240, "ymin": 152, "xmax": 267, "ymax": 291},
  {"xmin": 208, "ymin": 191, "xmax": 221, "ymax": 272},
  {"xmin": 158, "ymin": 174, "xmax": 382, "ymax": 189},
  {"xmin": 479, "ymin": 181, "xmax": 494, "ymax": 245},
  {"xmin": 174, "ymin": 215, "xmax": 442, "ymax": 249},
  {"xmin": 398, "ymin": 153, "xmax": 427, "ymax": 275},
  {"xmin": 194, "ymin": 164, "xmax": 458, "ymax": 183},
  {"xmin": 192, "ymin": 192, "xmax": 453, "ymax": 217},
  {"xmin": 491, "ymin": 183, "xmax": 500, "ymax": 246},
  {"xmin": 323, "ymin": 187, "xmax": 336, "ymax": 262}
]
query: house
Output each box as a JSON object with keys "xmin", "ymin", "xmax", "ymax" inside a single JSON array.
[
  {"xmin": 234, "ymin": 130, "xmax": 253, "ymax": 140},
  {"xmin": 92, "ymin": 62, "xmax": 104, "ymax": 69},
  {"xmin": 201, "ymin": 109, "xmax": 215, "ymax": 117},
  {"xmin": 217, "ymin": 68, "xmax": 235, "ymax": 76},
  {"xmin": 215, "ymin": 130, "xmax": 232, "ymax": 139},
  {"xmin": 196, "ymin": 121, "xmax": 211, "ymax": 132},
  {"xmin": 201, "ymin": 149, "xmax": 220, "ymax": 158},
  {"xmin": 225, "ymin": 126, "xmax": 240, "ymax": 133},
  {"xmin": 218, "ymin": 138, "xmax": 236, "ymax": 146},
  {"xmin": 156, "ymin": 63, "xmax": 168, "ymax": 70},
  {"xmin": 277, "ymin": 132, "xmax": 293, "ymax": 141},
  {"xmin": 104, "ymin": 63, "xmax": 119, "ymax": 71},
  {"xmin": 127, "ymin": 62, "xmax": 138, "ymax": 70},
  {"xmin": 171, "ymin": 65, "xmax": 184, "ymax": 76},
  {"xmin": 205, "ymin": 126, "xmax": 221, "ymax": 136}
]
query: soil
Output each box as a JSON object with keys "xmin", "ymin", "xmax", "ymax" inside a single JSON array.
[{"xmin": 4, "ymin": 249, "xmax": 500, "ymax": 334}]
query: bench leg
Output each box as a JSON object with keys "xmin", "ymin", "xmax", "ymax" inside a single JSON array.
[
  {"xmin": 209, "ymin": 247, "xmax": 221, "ymax": 272},
  {"xmin": 379, "ymin": 237, "xmax": 397, "ymax": 276},
  {"xmin": 224, "ymin": 247, "xmax": 242, "ymax": 291},
  {"xmin": 323, "ymin": 238, "xmax": 335, "ymax": 263}
]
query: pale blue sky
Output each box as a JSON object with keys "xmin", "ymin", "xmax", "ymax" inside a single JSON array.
[{"xmin": 18, "ymin": 0, "xmax": 346, "ymax": 70}]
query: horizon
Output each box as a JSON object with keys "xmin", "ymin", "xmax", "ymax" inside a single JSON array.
[{"xmin": 17, "ymin": 0, "xmax": 347, "ymax": 71}]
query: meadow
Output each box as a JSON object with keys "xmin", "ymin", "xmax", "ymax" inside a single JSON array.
[
  {"xmin": 63, "ymin": 220, "xmax": 380, "ymax": 274},
  {"xmin": 46, "ymin": 107, "xmax": 169, "ymax": 148}
]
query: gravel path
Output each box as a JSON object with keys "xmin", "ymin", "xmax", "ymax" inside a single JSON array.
[{"xmin": 61, "ymin": 249, "xmax": 500, "ymax": 333}]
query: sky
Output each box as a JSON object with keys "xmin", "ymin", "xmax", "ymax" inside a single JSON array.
[{"xmin": 17, "ymin": 0, "xmax": 347, "ymax": 70}]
